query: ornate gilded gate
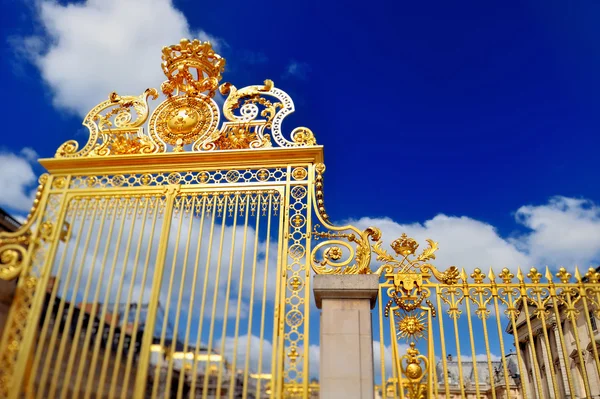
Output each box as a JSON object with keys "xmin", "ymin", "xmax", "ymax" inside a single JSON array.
[
  {"xmin": 0, "ymin": 39, "xmax": 326, "ymax": 399},
  {"xmin": 1, "ymin": 38, "xmax": 598, "ymax": 399}
]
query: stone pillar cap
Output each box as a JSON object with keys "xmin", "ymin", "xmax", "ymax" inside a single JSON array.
[{"xmin": 313, "ymin": 274, "xmax": 380, "ymax": 309}]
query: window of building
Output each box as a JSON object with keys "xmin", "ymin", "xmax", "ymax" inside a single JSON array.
[{"xmin": 590, "ymin": 311, "xmax": 598, "ymax": 332}]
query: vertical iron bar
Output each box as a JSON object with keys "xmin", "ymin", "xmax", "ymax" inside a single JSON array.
[
  {"xmin": 547, "ymin": 267, "xmax": 575, "ymax": 397},
  {"xmin": 214, "ymin": 194, "xmax": 240, "ymax": 397},
  {"xmin": 27, "ymin": 197, "xmax": 81, "ymax": 396},
  {"xmin": 254, "ymin": 194, "xmax": 273, "ymax": 399},
  {"xmin": 69, "ymin": 196, "xmax": 120, "ymax": 396},
  {"xmin": 48, "ymin": 197, "xmax": 100, "ymax": 398},
  {"xmin": 188, "ymin": 194, "xmax": 218, "ymax": 396},
  {"xmin": 378, "ymin": 286, "xmax": 387, "ymax": 396},
  {"xmin": 504, "ymin": 284, "xmax": 530, "ymax": 399},
  {"xmin": 119, "ymin": 196, "xmax": 161, "ymax": 398},
  {"xmin": 163, "ymin": 196, "xmax": 198, "ymax": 397},
  {"xmin": 59, "ymin": 197, "xmax": 111, "ymax": 399},
  {"xmin": 175, "ymin": 194, "xmax": 207, "ymax": 399},
  {"xmin": 133, "ymin": 185, "xmax": 180, "ymax": 399},
  {"xmin": 462, "ymin": 273, "xmax": 482, "ymax": 398},
  {"xmin": 35, "ymin": 197, "xmax": 90, "ymax": 398},
  {"xmin": 83, "ymin": 196, "xmax": 131, "ymax": 399},
  {"xmin": 435, "ymin": 287, "xmax": 451, "ymax": 398},
  {"xmin": 107, "ymin": 195, "xmax": 152, "ymax": 397},
  {"xmin": 449, "ymin": 288, "xmax": 466, "ymax": 399},
  {"xmin": 95, "ymin": 197, "xmax": 141, "ymax": 398},
  {"xmin": 517, "ymin": 268, "xmax": 545, "ymax": 398},
  {"xmin": 227, "ymin": 194, "xmax": 251, "ymax": 399},
  {"xmin": 241, "ymin": 193, "xmax": 262, "ymax": 399},
  {"xmin": 200, "ymin": 194, "xmax": 230, "ymax": 399},
  {"xmin": 149, "ymin": 194, "xmax": 187, "ymax": 398},
  {"xmin": 489, "ymin": 269, "xmax": 513, "ymax": 399},
  {"xmin": 563, "ymin": 280, "xmax": 592, "ymax": 397}
]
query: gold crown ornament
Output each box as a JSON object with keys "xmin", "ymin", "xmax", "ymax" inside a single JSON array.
[{"xmin": 160, "ymin": 38, "xmax": 226, "ymax": 97}]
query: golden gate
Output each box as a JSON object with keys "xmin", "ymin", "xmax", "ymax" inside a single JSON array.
[{"xmin": 0, "ymin": 38, "xmax": 598, "ymax": 399}]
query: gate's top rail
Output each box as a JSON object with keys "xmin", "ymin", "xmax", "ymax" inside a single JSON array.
[{"xmin": 39, "ymin": 145, "xmax": 324, "ymax": 174}]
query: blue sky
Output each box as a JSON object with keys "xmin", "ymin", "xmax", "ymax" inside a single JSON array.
[
  {"xmin": 2, "ymin": 0, "xmax": 600, "ymax": 384},
  {"xmin": 2, "ymin": 0, "xmax": 600, "ymax": 272}
]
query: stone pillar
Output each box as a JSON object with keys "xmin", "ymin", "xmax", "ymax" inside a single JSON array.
[{"xmin": 313, "ymin": 274, "xmax": 379, "ymax": 399}]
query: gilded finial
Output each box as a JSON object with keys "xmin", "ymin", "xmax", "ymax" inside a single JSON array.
[{"xmin": 556, "ymin": 267, "xmax": 571, "ymax": 283}]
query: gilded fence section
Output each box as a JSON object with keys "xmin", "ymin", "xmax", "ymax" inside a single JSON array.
[
  {"xmin": 370, "ymin": 233, "xmax": 600, "ymax": 399},
  {"xmin": 0, "ymin": 38, "xmax": 320, "ymax": 399}
]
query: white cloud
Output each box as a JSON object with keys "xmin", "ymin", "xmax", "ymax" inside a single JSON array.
[
  {"xmin": 218, "ymin": 334, "xmax": 273, "ymax": 374},
  {"xmin": 283, "ymin": 61, "xmax": 310, "ymax": 80},
  {"xmin": 373, "ymin": 340, "xmax": 401, "ymax": 383},
  {"xmin": 20, "ymin": 147, "xmax": 39, "ymax": 162},
  {"xmin": 18, "ymin": 0, "xmax": 221, "ymax": 116},
  {"xmin": 514, "ymin": 196, "xmax": 600, "ymax": 267},
  {"xmin": 51, "ymin": 195, "xmax": 281, "ymax": 343},
  {"xmin": 349, "ymin": 215, "xmax": 530, "ymax": 273},
  {"xmin": 349, "ymin": 196, "xmax": 600, "ymax": 273},
  {"xmin": 0, "ymin": 149, "xmax": 38, "ymax": 212}
]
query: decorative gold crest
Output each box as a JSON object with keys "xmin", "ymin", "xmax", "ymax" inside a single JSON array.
[{"xmin": 54, "ymin": 38, "xmax": 317, "ymax": 158}]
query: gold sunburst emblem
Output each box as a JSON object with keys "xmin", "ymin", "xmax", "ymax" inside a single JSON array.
[
  {"xmin": 396, "ymin": 311, "xmax": 427, "ymax": 341},
  {"xmin": 149, "ymin": 96, "xmax": 218, "ymax": 149}
]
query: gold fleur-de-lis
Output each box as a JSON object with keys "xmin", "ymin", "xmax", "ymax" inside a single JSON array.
[
  {"xmin": 585, "ymin": 267, "xmax": 600, "ymax": 283},
  {"xmin": 499, "ymin": 268, "xmax": 514, "ymax": 284},
  {"xmin": 471, "ymin": 268, "xmax": 486, "ymax": 284},
  {"xmin": 556, "ymin": 267, "xmax": 572, "ymax": 283},
  {"xmin": 527, "ymin": 268, "xmax": 542, "ymax": 284}
]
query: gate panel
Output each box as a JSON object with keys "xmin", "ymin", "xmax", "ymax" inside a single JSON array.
[
  {"xmin": 141, "ymin": 188, "xmax": 286, "ymax": 399},
  {"xmin": 23, "ymin": 191, "xmax": 168, "ymax": 398}
]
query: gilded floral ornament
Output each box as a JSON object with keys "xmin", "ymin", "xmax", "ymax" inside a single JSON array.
[
  {"xmin": 0, "ymin": 174, "xmax": 49, "ymax": 281},
  {"xmin": 311, "ymin": 225, "xmax": 381, "ymax": 275},
  {"xmin": 54, "ymin": 38, "xmax": 317, "ymax": 158}
]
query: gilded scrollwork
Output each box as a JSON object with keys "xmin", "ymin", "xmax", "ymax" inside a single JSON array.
[
  {"xmin": 56, "ymin": 88, "xmax": 159, "ymax": 157},
  {"xmin": 310, "ymin": 224, "xmax": 380, "ymax": 275},
  {"xmin": 0, "ymin": 174, "xmax": 49, "ymax": 281},
  {"xmin": 215, "ymin": 79, "xmax": 316, "ymax": 149},
  {"xmin": 53, "ymin": 38, "xmax": 316, "ymax": 157}
]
